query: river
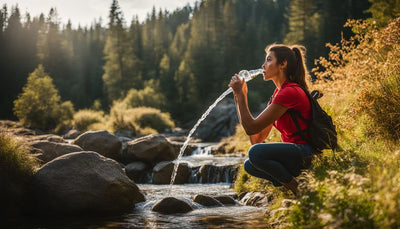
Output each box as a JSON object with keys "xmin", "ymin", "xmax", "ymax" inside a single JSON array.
[{"xmin": 10, "ymin": 144, "xmax": 268, "ymax": 228}]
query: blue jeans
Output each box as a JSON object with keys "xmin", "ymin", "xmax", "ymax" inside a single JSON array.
[{"xmin": 243, "ymin": 143, "xmax": 315, "ymax": 186}]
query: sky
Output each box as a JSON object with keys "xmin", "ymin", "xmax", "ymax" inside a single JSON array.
[{"xmin": 3, "ymin": 0, "xmax": 198, "ymax": 27}]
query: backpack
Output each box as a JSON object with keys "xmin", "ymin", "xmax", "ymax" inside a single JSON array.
[{"xmin": 287, "ymin": 86, "xmax": 337, "ymax": 153}]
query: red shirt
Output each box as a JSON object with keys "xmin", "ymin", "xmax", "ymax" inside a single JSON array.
[{"xmin": 270, "ymin": 81, "xmax": 311, "ymax": 144}]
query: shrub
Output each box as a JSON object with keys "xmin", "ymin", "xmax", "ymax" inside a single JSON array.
[
  {"xmin": 109, "ymin": 101, "xmax": 137, "ymax": 131},
  {"xmin": 73, "ymin": 109, "xmax": 105, "ymax": 131},
  {"xmin": 109, "ymin": 101, "xmax": 174, "ymax": 135},
  {"xmin": 0, "ymin": 133, "xmax": 39, "ymax": 218},
  {"xmin": 313, "ymin": 17, "xmax": 400, "ymax": 140},
  {"xmin": 132, "ymin": 107, "xmax": 175, "ymax": 133},
  {"xmin": 13, "ymin": 65, "xmax": 74, "ymax": 131},
  {"xmin": 123, "ymin": 81, "xmax": 166, "ymax": 110}
]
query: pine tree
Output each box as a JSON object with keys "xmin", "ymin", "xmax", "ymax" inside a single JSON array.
[
  {"xmin": 284, "ymin": 0, "xmax": 322, "ymax": 67},
  {"xmin": 102, "ymin": 0, "xmax": 141, "ymax": 102},
  {"xmin": 13, "ymin": 65, "xmax": 74, "ymax": 130}
]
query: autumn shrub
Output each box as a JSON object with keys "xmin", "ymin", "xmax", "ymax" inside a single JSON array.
[
  {"xmin": 73, "ymin": 109, "xmax": 105, "ymax": 131},
  {"xmin": 13, "ymin": 65, "xmax": 74, "ymax": 131},
  {"xmin": 313, "ymin": 17, "xmax": 400, "ymax": 140},
  {"xmin": 132, "ymin": 107, "xmax": 175, "ymax": 133},
  {"xmin": 0, "ymin": 133, "xmax": 39, "ymax": 218}
]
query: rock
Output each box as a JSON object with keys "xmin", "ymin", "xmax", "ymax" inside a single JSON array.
[
  {"xmin": 125, "ymin": 161, "xmax": 150, "ymax": 183},
  {"xmin": 239, "ymin": 192, "xmax": 271, "ymax": 207},
  {"xmin": 63, "ymin": 129, "xmax": 81, "ymax": 139},
  {"xmin": 169, "ymin": 141, "xmax": 196, "ymax": 156},
  {"xmin": 122, "ymin": 134, "xmax": 177, "ymax": 165},
  {"xmin": 72, "ymin": 130, "xmax": 122, "ymax": 160},
  {"xmin": 114, "ymin": 130, "xmax": 136, "ymax": 139},
  {"xmin": 34, "ymin": 151, "xmax": 144, "ymax": 216},
  {"xmin": 198, "ymin": 164, "xmax": 240, "ymax": 183},
  {"xmin": 214, "ymin": 195, "xmax": 236, "ymax": 205},
  {"xmin": 26, "ymin": 134, "xmax": 66, "ymax": 143},
  {"xmin": 193, "ymin": 194, "xmax": 223, "ymax": 207},
  {"xmin": 152, "ymin": 161, "xmax": 191, "ymax": 184},
  {"xmin": 194, "ymin": 98, "xmax": 238, "ymax": 141},
  {"xmin": 151, "ymin": 197, "xmax": 193, "ymax": 214},
  {"xmin": 30, "ymin": 141, "xmax": 83, "ymax": 164}
]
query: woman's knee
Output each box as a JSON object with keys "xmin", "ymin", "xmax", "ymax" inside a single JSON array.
[
  {"xmin": 243, "ymin": 159, "xmax": 252, "ymax": 173},
  {"xmin": 248, "ymin": 144, "xmax": 267, "ymax": 163}
]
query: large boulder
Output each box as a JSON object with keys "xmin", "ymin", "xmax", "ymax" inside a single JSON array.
[
  {"xmin": 151, "ymin": 197, "xmax": 193, "ymax": 214},
  {"xmin": 194, "ymin": 98, "xmax": 238, "ymax": 141},
  {"xmin": 34, "ymin": 151, "xmax": 144, "ymax": 216},
  {"xmin": 152, "ymin": 161, "xmax": 191, "ymax": 184},
  {"xmin": 29, "ymin": 141, "xmax": 83, "ymax": 164},
  {"xmin": 122, "ymin": 134, "xmax": 177, "ymax": 165},
  {"xmin": 72, "ymin": 130, "xmax": 122, "ymax": 160}
]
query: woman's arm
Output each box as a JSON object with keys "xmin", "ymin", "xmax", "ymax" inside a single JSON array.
[
  {"xmin": 235, "ymin": 91, "xmax": 287, "ymax": 135},
  {"xmin": 249, "ymin": 124, "xmax": 273, "ymax": 144},
  {"xmin": 230, "ymin": 77, "xmax": 288, "ymax": 136}
]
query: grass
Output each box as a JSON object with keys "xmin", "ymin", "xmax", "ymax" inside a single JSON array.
[{"xmin": 0, "ymin": 132, "xmax": 39, "ymax": 218}]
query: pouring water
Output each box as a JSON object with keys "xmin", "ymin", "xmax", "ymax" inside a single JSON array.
[{"xmin": 168, "ymin": 68, "xmax": 263, "ymax": 196}]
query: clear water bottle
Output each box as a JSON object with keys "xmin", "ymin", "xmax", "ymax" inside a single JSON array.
[
  {"xmin": 227, "ymin": 68, "xmax": 263, "ymax": 94},
  {"xmin": 237, "ymin": 68, "xmax": 263, "ymax": 82}
]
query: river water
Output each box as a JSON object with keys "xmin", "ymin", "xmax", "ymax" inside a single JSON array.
[{"xmin": 11, "ymin": 144, "xmax": 268, "ymax": 228}]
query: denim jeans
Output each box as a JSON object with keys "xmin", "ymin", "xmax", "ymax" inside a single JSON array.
[{"xmin": 243, "ymin": 143, "xmax": 315, "ymax": 186}]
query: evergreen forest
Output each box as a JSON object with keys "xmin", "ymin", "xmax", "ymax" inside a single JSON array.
[{"xmin": 0, "ymin": 0, "xmax": 371, "ymax": 126}]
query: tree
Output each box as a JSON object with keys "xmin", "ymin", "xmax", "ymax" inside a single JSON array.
[
  {"xmin": 284, "ymin": 0, "xmax": 322, "ymax": 65},
  {"xmin": 13, "ymin": 65, "xmax": 74, "ymax": 130},
  {"xmin": 102, "ymin": 0, "xmax": 142, "ymax": 102},
  {"xmin": 366, "ymin": 0, "xmax": 400, "ymax": 26}
]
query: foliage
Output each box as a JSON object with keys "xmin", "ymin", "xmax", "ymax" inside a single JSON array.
[
  {"xmin": 0, "ymin": 0, "xmax": 372, "ymax": 124},
  {"xmin": 109, "ymin": 101, "xmax": 174, "ymax": 136},
  {"xmin": 73, "ymin": 109, "xmax": 105, "ymax": 131},
  {"xmin": 13, "ymin": 65, "xmax": 74, "ymax": 131},
  {"xmin": 366, "ymin": 0, "xmax": 400, "ymax": 27},
  {"xmin": 132, "ymin": 107, "xmax": 175, "ymax": 133},
  {"xmin": 313, "ymin": 17, "xmax": 400, "ymax": 140},
  {"xmin": 122, "ymin": 80, "xmax": 166, "ymax": 110},
  {"xmin": 0, "ymin": 132, "xmax": 39, "ymax": 218}
]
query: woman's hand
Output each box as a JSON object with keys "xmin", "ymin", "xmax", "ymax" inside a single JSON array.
[{"xmin": 229, "ymin": 74, "xmax": 248, "ymax": 96}]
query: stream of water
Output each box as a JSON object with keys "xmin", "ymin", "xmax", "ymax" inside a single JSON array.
[{"xmin": 168, "ymin": 88, "xmax": 233, "ymax": 195}]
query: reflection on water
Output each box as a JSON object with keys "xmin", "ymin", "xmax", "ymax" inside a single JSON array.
[{"xmin": 16, "ymin": 184, "xmax": 267, "ymax": 228}]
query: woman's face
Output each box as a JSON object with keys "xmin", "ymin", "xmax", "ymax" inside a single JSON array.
[{"xmin": 262, "ymin": 51, "xmax": 280, "ymax": 81}]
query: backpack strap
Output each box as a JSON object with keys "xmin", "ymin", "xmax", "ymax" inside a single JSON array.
[{"xmin": 288, "ymin": 109, "xmax": 311, "ymax": 142}]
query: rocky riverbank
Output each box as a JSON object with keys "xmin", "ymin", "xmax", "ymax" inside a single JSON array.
[{"xmin": 1, "ymin": 120, "xmax": 275, "ymax": 220}]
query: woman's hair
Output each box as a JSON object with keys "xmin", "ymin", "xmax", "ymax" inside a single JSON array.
[{"xmin": 265, "ymin": 44, "xmax": 309, "ymax": 90}]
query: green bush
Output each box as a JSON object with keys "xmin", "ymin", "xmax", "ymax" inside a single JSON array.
[
  {"xmin": 0, "ymin": 133, "xmax": 39, "ymax": 218},
  {"xmin": 132, "ymin": 107, "xmax": 175, "ymax": 133},
  {"xmin": 109, "ymin": 101, "xmax": 174, "ymax": 135},
  {"xmin": 13, "ymin": 65, "xmax": 74, "ymax": 131},
  {"xmin": 73, "ymin": 109, "xmax": 105, "ymax": 131},
  {"xmin": 123, "ymin": 82, "xmax": 166, "ymax": 110}
]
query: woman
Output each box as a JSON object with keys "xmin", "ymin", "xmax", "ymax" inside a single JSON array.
[{"xmin": 229, "ymin": 44, "xmax": 315, "ymax": 195}]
